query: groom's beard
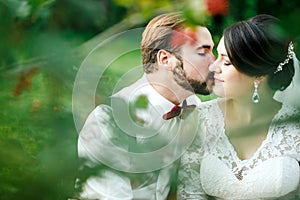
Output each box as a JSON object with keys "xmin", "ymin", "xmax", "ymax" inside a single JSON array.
[
  {"xmin": 172, "ymin": 60, "xmax": 213, "ymax": 95},
  {"xmin": 188, "ymin": 78, "xmax": 211, "ymax": 95}
]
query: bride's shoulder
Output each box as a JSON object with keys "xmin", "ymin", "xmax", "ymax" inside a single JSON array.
[{"xmin": 194, "ymin": 98, "xmax": 224, "ymax": 121}]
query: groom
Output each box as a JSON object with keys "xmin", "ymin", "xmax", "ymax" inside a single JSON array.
[{"xmin": 77, "ymin": 12, "xmax": 215, "ymax": 199}]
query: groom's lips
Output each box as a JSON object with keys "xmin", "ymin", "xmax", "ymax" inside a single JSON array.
[{"xmin": 206, "ymin": 72, "xmax": 214, "ymax": 85}]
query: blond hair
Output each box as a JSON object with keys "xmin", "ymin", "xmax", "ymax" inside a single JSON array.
[{"xmin": 141, "ymin": 12, "xmax": 185, "ymax": 73}]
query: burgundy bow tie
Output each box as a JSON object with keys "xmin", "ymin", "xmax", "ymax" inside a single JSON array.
[{"xmin": 162, "ymin": 100, "xmax": 196, "ymax": 120}]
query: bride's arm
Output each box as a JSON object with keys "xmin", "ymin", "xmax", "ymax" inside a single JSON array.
[{"xmin": 176, "ymin": 134, "xmax": 208, "ymax": 200}]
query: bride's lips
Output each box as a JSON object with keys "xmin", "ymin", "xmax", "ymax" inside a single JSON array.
[{"xmin": 213, "ymin": 76, "xmax": 224, "ymax": 83}]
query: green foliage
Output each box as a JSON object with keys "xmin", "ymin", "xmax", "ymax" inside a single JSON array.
[
  {"xmin": 0, "ymin": 72, "xmax": 80, "ymax": 199},
  {"xmin": 1, "ymin": 0, "xmax": 300, "ymax": 199},
  {"xmin": 114, "ymin": 0, "xmax": 177, "ymax": 18},
  {"xmin": 0, "ymin": 0, "xmax": 126, "ymax": 71}
]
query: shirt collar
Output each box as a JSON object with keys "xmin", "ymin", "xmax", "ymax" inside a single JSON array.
[{"xmin": 112, "ymin": 74, "xmax": 201, "ymax": 115}]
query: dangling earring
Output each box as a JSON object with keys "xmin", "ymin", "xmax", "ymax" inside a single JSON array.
[{"xmin": 252, "ymin": 81, "xmax": 260, "ymax": 103}]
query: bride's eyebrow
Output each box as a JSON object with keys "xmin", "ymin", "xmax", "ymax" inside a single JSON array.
[{"xmin": 220, "ymin": 53, "xmax": 228, "ymax": 57}]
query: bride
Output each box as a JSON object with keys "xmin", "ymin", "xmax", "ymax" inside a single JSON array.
[{"xmin": 177, "ymin": 14, "xmax": 300, "ymax": 199}]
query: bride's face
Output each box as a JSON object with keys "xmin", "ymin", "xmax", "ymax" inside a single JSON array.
[{"xmin": 209, "ymin": 37, "xmax": 254, "ymax": 99}]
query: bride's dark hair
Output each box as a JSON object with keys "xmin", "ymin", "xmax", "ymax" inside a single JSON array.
[{"xmin": 223, "ymin": 14, "xmax": 294, "ymax": 91}]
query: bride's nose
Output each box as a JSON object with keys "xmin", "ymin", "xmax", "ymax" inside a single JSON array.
[{"xmin": 209, "ymin": 59, "xmax": 221, "ymax": 73}]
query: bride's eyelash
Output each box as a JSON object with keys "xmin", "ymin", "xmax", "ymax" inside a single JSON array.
[{"xmin": 224, "ymin": 62, "xmax": 231, "ymax": 66}]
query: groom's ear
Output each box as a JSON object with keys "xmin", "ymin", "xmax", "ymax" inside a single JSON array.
[
  {"xmin": 157, "ymin": 49, "xmax": 179, "ymax": 71},
  {"xmin": 157, "ymin": 49, "xmax": 174, "ymax": 70}
]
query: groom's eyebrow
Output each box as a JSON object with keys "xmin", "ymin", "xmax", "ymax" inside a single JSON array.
[{"xmin": 197, "ymin": 45, "xmax": 212, "ymax": 50}]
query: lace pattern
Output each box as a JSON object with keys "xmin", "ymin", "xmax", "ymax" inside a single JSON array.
[
  {"xmin": 177, "ymin": 99, "xmax": 300, "ymax": 199},
  {"xmin": 215, "ymin": 103, "xmax": 300, "ymax": 179}
]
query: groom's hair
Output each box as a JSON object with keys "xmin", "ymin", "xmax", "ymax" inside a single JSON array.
[{"xmin": 141, "ymin": 12, "xmax": 185, "ymax": 73}]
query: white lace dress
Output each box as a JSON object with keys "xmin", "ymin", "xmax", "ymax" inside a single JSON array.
[{"xmin": 177, "ymin": 99, "xmax": 300, "ymax": 200}]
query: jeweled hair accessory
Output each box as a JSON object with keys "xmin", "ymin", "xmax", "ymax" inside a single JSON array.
[{"xmin": 274, "ymin": 42, "xmax": 295, "ymax": 74}]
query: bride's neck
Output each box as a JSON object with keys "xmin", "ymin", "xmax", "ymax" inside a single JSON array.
[{"xmin": 220, "ymin": 96, "xmax": 281, "ymax": 127}]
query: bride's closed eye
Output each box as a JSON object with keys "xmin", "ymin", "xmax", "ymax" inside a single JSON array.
[{"xmin": 224, "ymin": 61, "xmax": 232, "ymax": 66}]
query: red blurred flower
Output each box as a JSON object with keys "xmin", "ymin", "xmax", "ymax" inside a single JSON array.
[
  {"xmin": 170, "ymin": 27, "xmax": 198, "ymax": 47},
  {"xmin": 204, "ymin": 0, "xmax": 229, "ymax": 16},
  {"xmin": 170, "ymin": 28, "xmax": 185, "ymax": 47},
  {"xmin": 13, "ymin": 67, "xmax": 39, "ymax": 97}
]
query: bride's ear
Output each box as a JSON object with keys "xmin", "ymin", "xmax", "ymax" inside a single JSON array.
[{"xmin": 255, "ymin": 76, "xmax": 265, "ymax": 84}]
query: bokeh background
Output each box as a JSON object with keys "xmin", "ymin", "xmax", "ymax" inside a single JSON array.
[{"xmin": 1, "ymin": 0, "xmax": 299, "ymax": 199}]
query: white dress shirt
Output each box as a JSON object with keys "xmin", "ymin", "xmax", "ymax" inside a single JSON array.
[{"xmin": 78, "ymin": 74, "xmax": 201, "ymax": 200}]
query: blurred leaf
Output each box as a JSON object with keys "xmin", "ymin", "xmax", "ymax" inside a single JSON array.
[
  {"xmin": 133, "ymin": 95, "xmax": 149, "ymax": 109},
  {"xmin": 183, "ymin": 0, "xmax": 211, "ymax": 26}
]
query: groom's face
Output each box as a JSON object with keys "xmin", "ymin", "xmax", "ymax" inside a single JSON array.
[{"xmin": 175, "ymin": 27, "xmax": 215, "ymax": 95}]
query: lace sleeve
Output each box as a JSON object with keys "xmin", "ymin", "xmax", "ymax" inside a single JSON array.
[
  {"xmin": 282, "ymin": 106, "xmax": 300, "ymax": 161},
  {"xmin": 291, "ymin": 129, "xmax": 300, "ymax": 161},
  {"xmin": 177, "ymin": 134, "xmax": 208, "ymax": 200},
  {"xmin": 177, "ymin": 109, "xmax": 208, "ymax": 200},
  {"xmin": 177, "ymin": 100, "xmax": 222, "ymax": 199}
]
